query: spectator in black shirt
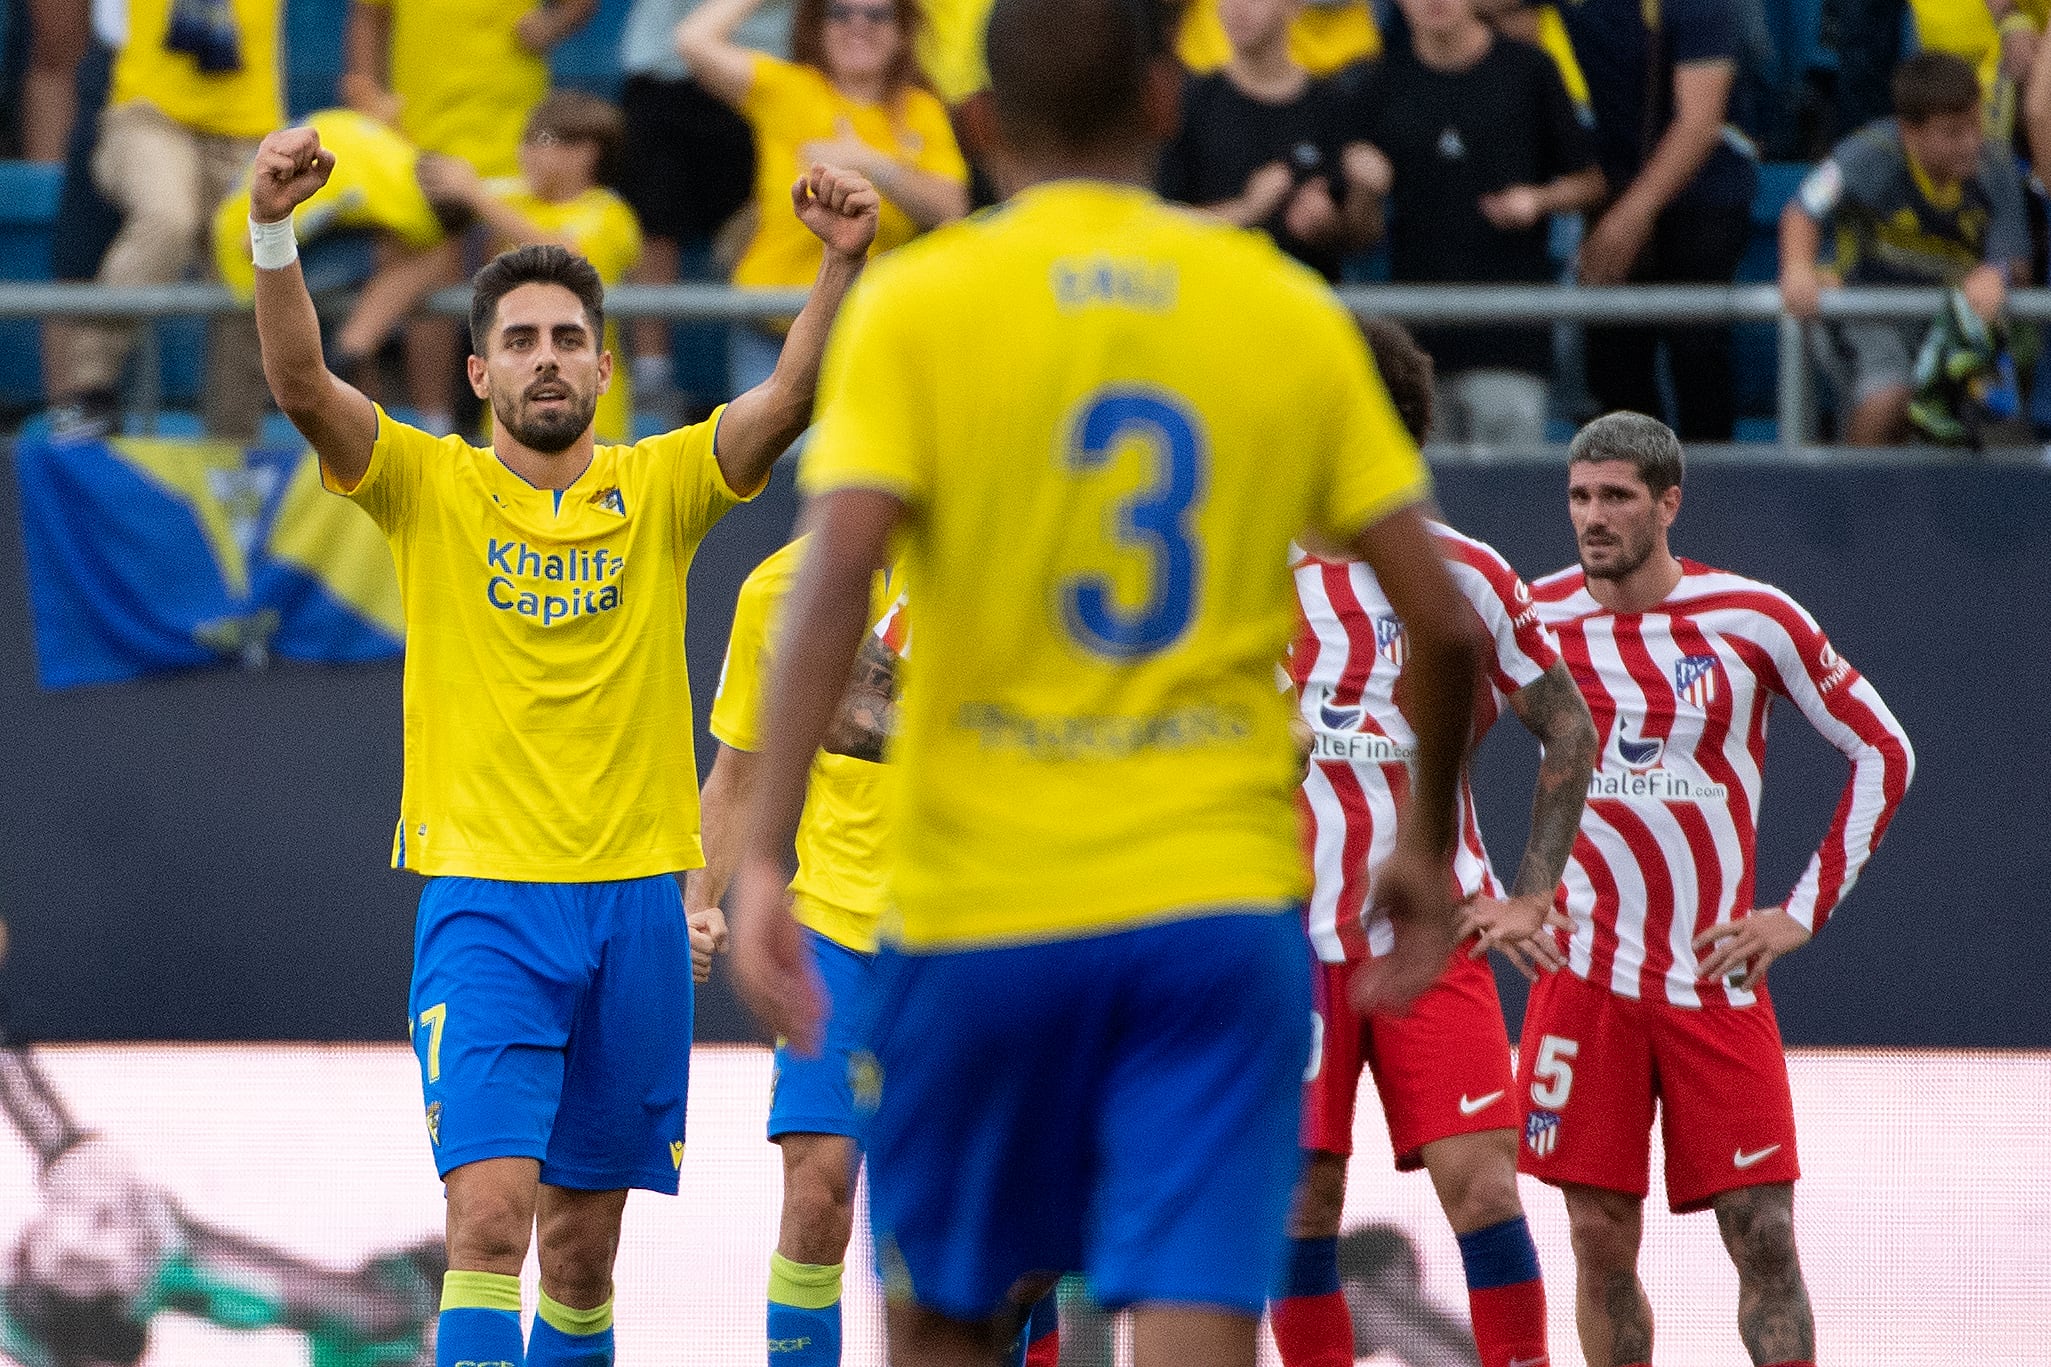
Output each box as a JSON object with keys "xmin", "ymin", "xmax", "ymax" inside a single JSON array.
[
  {"xmin": 1350, "ymin": 0, "xmax": 1603, "ymax": 444},
  {"xmin": 1566, "ymin": 0, "xmax": 1759, "ymax": 440},
  {"xmin": 1157, "ymin": 0, "xmax": 1379, "ymax": 280}
]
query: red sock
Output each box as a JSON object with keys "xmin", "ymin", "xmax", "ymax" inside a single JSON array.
[
  {"xmin": 1468, "ymin": 1278, "xmax": 1549, "ymax": 1367},
  {"xmin": 1270, "ymin": 1291, "xmax": 1354, "ymax": 1367},
  {"xmin": 1024, "ymin": 1326, "xmax": 1059, "ymax": 1367}
]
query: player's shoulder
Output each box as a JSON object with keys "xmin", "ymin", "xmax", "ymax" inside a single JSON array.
[
  {"xmin": 1530, "ymin": 563, "xmax": 1591, "ymax": 605},
  {"xmin": 730, "ymin": 536, "xmax": 808, "ymax": 633},
  {"xmin": 1530, "ymin": 564, "xmax": 1613, "ymax": 629},
  {"xmin": 1428, "ymin": 519, "xmax": 1518, "ymax": 577},
  {"xmin": 1430, "ymin": 519, "xmax": 1537, "ymax": 607},
  {"xmin": 377, "ymin": 405, "xmax": 486, "ymax": 463},
  {"xmin": 1670, "ymin": 560, "xmax": 1810, "ymax": 617},
  {"xmin": 1670, "ymin": 561, "xmax": 1821, "ymax": 639},
  {"xmin": 605, "ymin": 412, "xmax": 721, "ymax": 484}
]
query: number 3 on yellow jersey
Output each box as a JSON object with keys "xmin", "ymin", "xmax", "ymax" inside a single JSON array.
[{"xmin": 1059, "ymin": 388, "xmax": 1209, "ymax": 660}]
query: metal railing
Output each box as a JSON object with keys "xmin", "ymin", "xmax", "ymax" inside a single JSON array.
[{"xmin": 9, "ymin": 280, "xmax": 2046, "ymax": 447}]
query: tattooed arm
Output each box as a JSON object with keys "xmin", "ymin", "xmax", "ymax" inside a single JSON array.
[
  {"xmin": 821, "ymin": 631, "xmax": 900, "ymax": 762},
  {"xmin": 1457, "ymin": 661, "xmax": 1599, "ymax": 977}
]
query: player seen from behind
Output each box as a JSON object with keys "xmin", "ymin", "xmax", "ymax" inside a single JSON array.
[
  {"xmin": 245, "ymin": 121, "xmax": 880, "ymax": 1367},
  {"xmin": 727, "ymin": 0, "xmax": 1485, "ymax": 1363},
  {"xmin": 1519, "ymin": 411, "xmax": 1915, "ymax": 1367},
  {"xmin": 1274, "ymin": 319, "xmax": 1599, "ymax": 1367}
]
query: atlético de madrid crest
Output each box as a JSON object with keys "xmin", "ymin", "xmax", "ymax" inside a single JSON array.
[{"xmin": 1674, "ymin": 653, "xmax": 1721, "ymax": 708}]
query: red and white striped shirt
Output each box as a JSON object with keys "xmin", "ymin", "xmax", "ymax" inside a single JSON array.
[
  {"xmin": 1533, "ymin": 560, "xmax": 1915, "ymax": 1008},
  {"xmin": 1291, "ymin": 523, "xmax": 1560, "ymax": 965}
]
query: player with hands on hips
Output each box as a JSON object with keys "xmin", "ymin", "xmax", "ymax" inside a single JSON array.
[{"xmin": 1518, "ymin": 411, "xmax": 1914, "ymax": 1367}]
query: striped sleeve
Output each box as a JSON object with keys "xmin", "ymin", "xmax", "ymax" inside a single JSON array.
[
  {"xmin": 1755, "ymin": 594, "xmax": 1916, "ymax": 932},
  {"xmin": 1441, "ymin": 531, "xmax": 1559, "ymax": 696}
]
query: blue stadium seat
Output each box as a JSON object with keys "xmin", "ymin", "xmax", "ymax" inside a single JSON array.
[
  {"xmin": 0, "ymin": 161, "xmax": 63, "ymax": 408},
  {"xmin": 285, "ymin": 0, "xmax": 350, "ymax": 117},
  {"xmin": 552, "ymin": 0, "xmax": 633, "ymax": 98}
]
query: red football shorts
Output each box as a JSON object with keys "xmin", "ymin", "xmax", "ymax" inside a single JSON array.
[
  {"xmin": 1515, "ymin": 967, "xmax": 1802, "ymax": 1213},
  {"xmin": 1302, "ymin": 948, "xmax": 1518, "ymax": 1169}
]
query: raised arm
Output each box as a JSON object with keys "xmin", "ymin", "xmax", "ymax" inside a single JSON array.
[
  {"xmin": 729, "ymin": 489, "xmax": 906, "ymax": 1051},
  {"xmin": 1347, "ymin": 506, "xmax": 1483, "ymax": 1010},
  {"xmin": 249, "ymin": 128, "xmax": 381, "ymax": 488},
  {"xmin": 712, "ymin": 166, "xmax": 880, "ymax": 495},
  {"xmin": 675, "ymin": 0, "xmax": 771, "ymax": 105},
  {"xmin": 1460, "ymin": 661, "xmax": 1599, "ymax": 977},
  {"xmin": 339, "ymin": 1, "xmax": 400, "ymax": 125}
]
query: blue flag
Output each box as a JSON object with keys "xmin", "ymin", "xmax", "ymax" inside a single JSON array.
[{"xmin": 14, "ymin": 435, "xmax": 402, "ymax": 689}]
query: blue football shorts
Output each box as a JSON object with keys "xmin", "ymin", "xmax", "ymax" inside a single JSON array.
[
  {"xmin": 408, "ymin": 874, "xmax": 692, "ymax": 1193},
  {"xmin": 768, "ymin": 928, "xmax": 878, "ymax": 1140},
  {"xmin": 860, "ymin": 907, "xmax": 1313, "ymax": 1320}
]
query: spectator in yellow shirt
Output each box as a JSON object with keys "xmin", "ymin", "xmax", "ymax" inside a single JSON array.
[
  {"xmin": 339, "ymin": 0, "xmax": 598, "ymax": 433},
  {"xmin": 419, "ymin": 93, "xmax": 646, "ymax": 443},
  {"xmin": 678, "ymin": 0, "xmax": 969, "ymax": 394},
  {"xmin": 213, "ymin": 108, "xmax": 481, "ymax": 423},
  {"xmin": 340, "ymin": 0, "xmax": 598, "ymax": 178},
  {"xmin": 53, "ymin": 0, "xmax": 282, "ymax": 437}
]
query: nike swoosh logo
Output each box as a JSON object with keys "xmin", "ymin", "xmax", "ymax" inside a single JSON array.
[
  {"xmin": 1732, "ymin": 1144, "xmax": 1782, "ymax": 1169},
  {"xmin": 1458, "ymin": 1090, "xmax": 1505, "ymax": 1116}
]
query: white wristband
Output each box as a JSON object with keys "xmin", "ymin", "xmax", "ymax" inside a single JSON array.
[{"xmin": 249, "ymin": 215, "xmax": 298, "ymax": 271}]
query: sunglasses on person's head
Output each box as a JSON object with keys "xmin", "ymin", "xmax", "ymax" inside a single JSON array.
[{"xmin": 826, "ymin": 2, "xmax": 897, "ymax": 24}]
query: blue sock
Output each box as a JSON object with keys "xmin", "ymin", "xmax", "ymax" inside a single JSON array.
[
  {"xmin": 438, "ymin": 1271, "xmax": 524, "ymax": 1367},
  {"xmin": 1454, "ymin": 1216, "xmax": 1542, "ymax": 1290},
  {"xmin": 767, "ymin": 1252, "xmax": 843, "ymax": 1367},
  {"xmin": 527, "ymin": 1292, "xmax": 613, "ymax": 1366},
  {"xmin": 1278, "ymin": 1235, "xmax": 1341, "ymax": 1299}
]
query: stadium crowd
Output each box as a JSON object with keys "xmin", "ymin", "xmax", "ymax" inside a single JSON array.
[{"xmin": 5, "ymin": 0, "xmax": 2051, "ymax": 445}]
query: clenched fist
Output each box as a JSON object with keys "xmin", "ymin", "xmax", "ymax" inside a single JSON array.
[
  {"xmin": 793, "ymin": 163, "xmax": 882, "ymax": 262},
  {"xmin": 248, "ymin": 125, "xmax": 336, "ymax": 226}
]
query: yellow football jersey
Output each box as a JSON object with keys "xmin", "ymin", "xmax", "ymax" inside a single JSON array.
[
  {"xmin": 483, "ymin": 179, "xmax": 645, "ymax": 444},
  {"xmin": 327, "ymin": 408, "xmax": 757, "ymax": 881},
  {"xmin": 709, "ymin": 536, "xmax": 898, "ymax": 952},
  {"xmin": 215, "ymin": 108, "xmax": 447, "ymax": 300},
  {"xmin": 799, "ymin": 182, "xmax": 1430, "ymax": 950}
]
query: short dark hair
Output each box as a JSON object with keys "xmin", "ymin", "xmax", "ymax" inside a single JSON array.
[
  {"xmin": 1358, "ymin": 318, "xmax": 1435, "ymax": 445},
  {"xmin": 524, "ymin": 90, "xmax": 628, "ymax": 184},
  {"xmin": 1892, "ymin": 51, "xmax": 1981, "ymax": 125},
  {"xmin": 468, "ymin": 244, "xmax": 606, "ymax": 356},
  {"xmin": 984, "ymin": 0, "xmax": 1175, "ymax": 152},
  {"xmin": 1567, "ymin": 411, "xmax": 1685, "ymax": 496}
]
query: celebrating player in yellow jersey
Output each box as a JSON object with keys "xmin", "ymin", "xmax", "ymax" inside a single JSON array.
[
  {"xmin": 696, "ymin": 541, "xmax": 917, "ymax": 1367},
  {"xmin": 728, "ymin": 0, "xmax": 1485, "ymax": 1363},
  {"xmin": 245, "ymin": 122, "xmax": 879, "ymax": 1367}
]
